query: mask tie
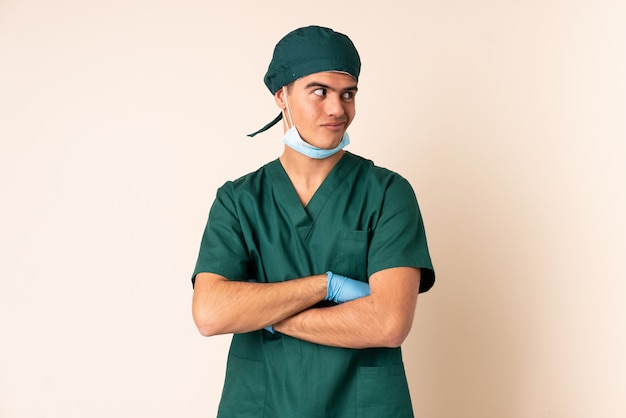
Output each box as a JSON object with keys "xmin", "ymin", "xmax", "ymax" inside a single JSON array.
[{"xmin": 282, "ymin": 86, "xmax": 295, "ymax": 129}]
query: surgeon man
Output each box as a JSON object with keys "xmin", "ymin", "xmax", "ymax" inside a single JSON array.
[{"xmin": 191, "ymin": 25, "xmax": 435, "ymax": 418}]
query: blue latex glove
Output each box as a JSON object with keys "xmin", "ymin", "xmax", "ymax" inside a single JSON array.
[{"xmin": 324, "ymin": 271, "xmax": 370, "ymax": 303}]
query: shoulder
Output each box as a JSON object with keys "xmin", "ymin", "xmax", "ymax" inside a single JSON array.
[
  {"xmin": 345, "ymin": 152, "xmax": 414, "ymax": 192},
  {"xmin": 217, "ymin": 159, "xmax": 278, "ymax": 196}
]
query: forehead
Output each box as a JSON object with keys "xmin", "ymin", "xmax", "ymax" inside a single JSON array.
[{"xmin": 293, "ymin": 71, "xmax": 358, "ymax": 89}]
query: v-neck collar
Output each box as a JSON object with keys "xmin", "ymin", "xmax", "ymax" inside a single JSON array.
[{"xmin": 267, "ymin": 152, "xmax": 359, "ymax": 239}]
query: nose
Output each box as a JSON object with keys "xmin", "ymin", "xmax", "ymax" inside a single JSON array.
[{"xmin": 325, "ymin": 93, "xmax": 345, "ymax": 117}]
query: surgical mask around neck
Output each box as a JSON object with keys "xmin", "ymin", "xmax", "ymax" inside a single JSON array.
[
  {"xmin": 281, "ymin": 86, "xmax": 350, "ymax": 159},
  {"xmin": 282, "ymin": 125, "xmax": 350, "ymax": 159}
]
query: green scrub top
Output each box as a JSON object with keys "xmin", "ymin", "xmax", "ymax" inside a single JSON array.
[{"xmin": 193, "ymin": 152, "xmax": 435, "ymax": 418}]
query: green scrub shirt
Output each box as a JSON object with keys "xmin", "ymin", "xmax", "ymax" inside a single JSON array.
[{"xmin": 193, "ymin": 152, "xmax": 435, "ymax": 418}]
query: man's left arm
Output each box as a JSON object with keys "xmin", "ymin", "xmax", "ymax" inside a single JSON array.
[{"xmin": 273, "ymin": 266, "xmax": 421, "ymax": 349}]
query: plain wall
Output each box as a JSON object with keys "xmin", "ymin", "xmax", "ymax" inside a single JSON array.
[{"xmin": 1, "ymin": 1, "xmax": 624, "ymax": 417}]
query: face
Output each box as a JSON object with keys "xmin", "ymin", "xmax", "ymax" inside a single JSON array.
[{"xmin": 275, "ymin": 71, "xmax": 358, "ymax": 150}]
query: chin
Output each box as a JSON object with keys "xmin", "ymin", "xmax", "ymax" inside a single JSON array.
[{"xmin": 324, "ymin": 134, "xmax": 346, "ymax": 148}]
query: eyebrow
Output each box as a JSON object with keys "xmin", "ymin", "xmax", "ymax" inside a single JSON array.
[{"xmin": 304, "ymin": 82, "xmax": 359, "ymax": 92}]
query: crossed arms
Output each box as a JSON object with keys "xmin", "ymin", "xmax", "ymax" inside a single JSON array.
[{"xmin": 192, "ymin": 266, "xmax": 421, "ymax": 349}]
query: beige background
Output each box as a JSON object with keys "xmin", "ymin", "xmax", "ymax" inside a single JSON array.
[{"xmin": 1, "ymin": 1, "xmax": 625, "ymax": 417}]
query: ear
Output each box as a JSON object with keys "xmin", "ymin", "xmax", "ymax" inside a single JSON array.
[{"xmin": 274, "ymin": 88, "xmax": 287, "ymax": 110}]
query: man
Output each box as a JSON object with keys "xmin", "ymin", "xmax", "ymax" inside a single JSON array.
[{"xmin": 192, "ymin": 25, "xmax": 435, "ymax": 418}]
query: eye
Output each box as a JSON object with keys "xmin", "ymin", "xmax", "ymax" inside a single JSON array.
[
  {"xmin": 342, "ymin": 91, "xmax": 355, "ymax": 100},
  {"xmin": 313, "ymin": 88, "xmax": 327, "ymax": 96}
]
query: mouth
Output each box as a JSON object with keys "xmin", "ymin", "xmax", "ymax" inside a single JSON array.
[{"xmin": 321, "ymin": 121, "xmax": 347, "ymax": 131}]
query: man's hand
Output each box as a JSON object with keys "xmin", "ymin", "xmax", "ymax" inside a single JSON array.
[{"xmin": 324, "ymin": 271, "xmax": 370, "ymax": 303}]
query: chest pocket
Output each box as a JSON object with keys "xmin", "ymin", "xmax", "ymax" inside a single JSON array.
[{"xmin": 331, "ymin": 229, "xmax": 370, "ymax": 281}]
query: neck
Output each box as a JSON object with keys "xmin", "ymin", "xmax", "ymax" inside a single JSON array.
[
  {"xmin": 280, "ymin": 145, "xmax": 344, "ymax": 178},
  {"xmin": 279, "ymin": 146, "xmax": 345, "ymax": 206}
]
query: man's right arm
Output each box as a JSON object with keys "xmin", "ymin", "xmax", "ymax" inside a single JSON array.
[{"xmin": 192, "ymin": 272, "xmax": 327, "ymax": 336}]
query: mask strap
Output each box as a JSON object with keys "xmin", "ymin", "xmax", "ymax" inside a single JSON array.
[{"xmin": 282, "ymin": 86, "xmax": 295, "ymax": 129}]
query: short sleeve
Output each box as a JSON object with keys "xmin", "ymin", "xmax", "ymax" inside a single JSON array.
[
  {"xmin": 191, "ymin": 184, "xmax": 250, "ymax": 287},
  {"xmin": 367, "ymin": 176, "xmax": 435, "ymax": 293}
]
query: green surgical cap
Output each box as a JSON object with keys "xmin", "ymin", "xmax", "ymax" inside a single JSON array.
[{"xmin": 248, "ymin": 26, "xmax": 361, "ymax": 137}]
